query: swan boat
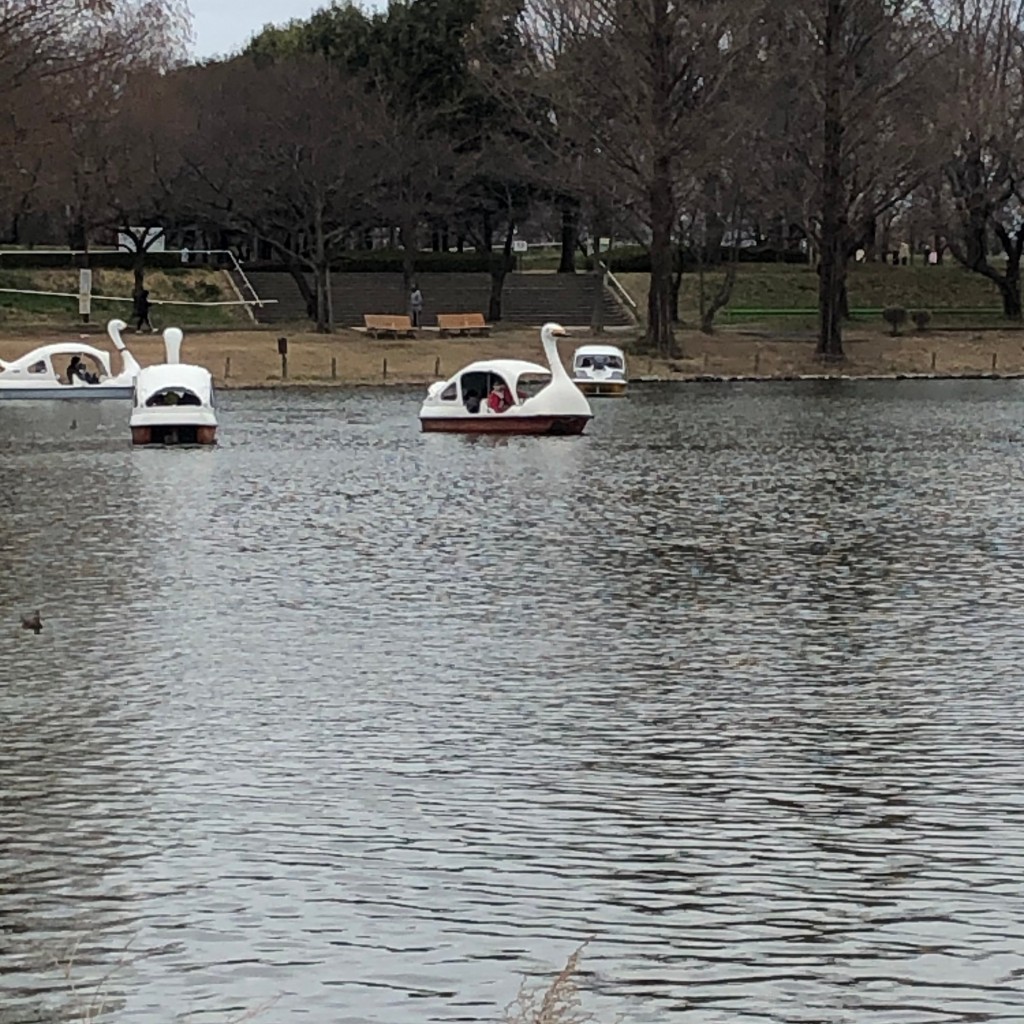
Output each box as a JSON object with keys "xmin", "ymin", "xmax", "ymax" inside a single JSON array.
[
  {"xmin": 419, "ymin": 322, "xmax": 593, "ymax": 435},
  {"xmin": 572, "ymin": 343, "xmax": 628, "ymax": 397},
  {"xmin": 130, "ymin": 327, "xmax": 217, "ymax": 446},
  {"xmin": 0, "ymin": 319, "xmax": 140, "ymax": 400}
]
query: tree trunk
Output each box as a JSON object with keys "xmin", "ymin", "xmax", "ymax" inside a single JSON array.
[
  {"xmin": 314, "ymin": 262, "xmax": 331, "ymax": 332},
  {"xmin": 645, "ymin": 0, "xmax": 676, "ymax": 356},
  {"xmin": 68, "ymin": 213, "xmax": 87, "ymax": 251},
  {"xmin": 590, "ymin": 242, "xmax": 605, "ymax": 334},
  {"xmin": 488, "ymin": 222, "xmax": 515, "ymax": 322},
  {"xmin": 132, "ymin": 247, "xmax": 146, "ymax": 295},
  {"xmin": 286, "ymin": 261, "xmax": 317, "ymax": 320},
  {"xmin": 701, "ymin": 261, "xmax": 737, "ymax": 334},
  {"xmin": 558, "ymin": 199, "xmax": 579, "ymax": 274},
  {"xmin": 994, "ymin": 225, "xmax": 1023, "ymax": 320},
  {"xmin": 400, "ymin": 217, "xmax": 417, "ymax": 292},
  {"xmin": 670, "ymin": 250, "xmax": 684, "ymax": 323},
  {"xmin": 647, "ymin": 167, "xmax": 676, "ymax": 356},
  {"xmin": 313, "ymin": 205, "xmax": 331, "ymax": 332},
  {"xmin": 704, "ymin": 209, "xmax": 726, "ymax": 264},
  {"xmin": 948, "ymin": 193, "xmax": 1024, "ymax": 321},
  {"xmin": 1000, "ymin": 269, "xmax": 1022, "ymax": 319},
  {"xmin": 817, "ymin": 0, "xmax": 846, "ymax": 360}
]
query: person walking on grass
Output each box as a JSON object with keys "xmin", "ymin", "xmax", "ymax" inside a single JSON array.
[
  {"xmin": 409, "ymin": 284, "xmax": 423, "ymax": 328},
  {"xmin": 133, "ymin": 287, "xmax": 155, "ymax": 333}
]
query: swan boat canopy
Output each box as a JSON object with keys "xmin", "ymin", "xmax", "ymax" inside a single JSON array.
[
  {"xmin": 0, "ymin": 319, "xmax": 140, "ymax": 400},
  {"xmin": 572, "ymin": 343, "xmax": 627, "ymax": 397},
  {"xmin": 419, "ymin": 322, "xmax": 593, "ymax": 435},
  {"xmin": 130, "ymin": 328, "xmax": 217, "ymax": 446}
]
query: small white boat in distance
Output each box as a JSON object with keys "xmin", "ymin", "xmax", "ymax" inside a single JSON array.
[
  {"xmin": 0, "ymin": 319, "xmax": 140, "ymax": 400},
  {"xmin": 130, "ymin": 327, "xmax": 217, "ymax": 446},
  {"xmin": 419, "ymin": 322, "xmax": 593, "ymax": 435},
  {"xmin": 572, "ymin": 343, "xmax": 628, "ymax": 396}
]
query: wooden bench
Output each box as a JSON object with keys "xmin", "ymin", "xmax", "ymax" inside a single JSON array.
[
  {"xmin": 363, "ymin": 314, "xmax": 417, "ymax": 338},
  {"xmin": 437, "ymin": 312, "xmax": 491, "ymax": 337}
]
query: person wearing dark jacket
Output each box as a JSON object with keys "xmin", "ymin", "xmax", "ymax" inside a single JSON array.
[{"xmin": 133, "ymin": 287, "xmax": 155, "ymax": 333}]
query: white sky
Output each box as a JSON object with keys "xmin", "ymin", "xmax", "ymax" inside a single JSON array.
[{"xmin": 189, "ymin": 0, "xmax": 333, "ymax": 59}]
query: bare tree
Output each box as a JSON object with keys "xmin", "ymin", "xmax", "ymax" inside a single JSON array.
[
  {"xmin": 366, "ymin": 99, "xmax": 466, "ymax": 292},
  {"xmin": 475, "ymin": 0, "xmax": 750, "ymax": 357},
  {"xmin": 757, "ymin": 0, "xmax": 942, "ymax": 358},
  {"xmin": 937, "ymin": 0, "xmax": 1024, "ymax": 319},
  {"xmin": 0, "ymin": 0, "xmax": 191, "ymax": 243},
  {"xmin": 0, "ymin": 0, "xmax": 188, "ymax": 90},
  {"xmin": 185, "ymin": 57, "xmax": 382, "ymax": 332}
]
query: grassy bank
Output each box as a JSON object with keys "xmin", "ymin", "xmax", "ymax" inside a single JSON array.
[
  {"xmin": 615, "ymin": 262, "xmax": 1012, "ymax": 331},
  {"xmin": 0, "ymin": 267, "xmax": 249, "ymax": 329},
  {"xmin": 4, "ymin": 322, "xmax": 1023, "ymax": 387}
]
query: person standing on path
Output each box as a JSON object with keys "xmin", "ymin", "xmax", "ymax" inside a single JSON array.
[
  {"xmin": 410, "ymin": 284, "xmax": 423, "ymax": 328},
  {"xmin": 133, "ymin": 287, "xmax": 155, "ymax": 333}
]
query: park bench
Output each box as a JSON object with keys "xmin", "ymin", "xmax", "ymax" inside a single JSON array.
[
  {"xmin": 363, "ymin": 314, "xmax": 417, "ymax": 338},
  {"xmin": 437, "ymin": 312, "xmax": 491, "ymax": 337}
]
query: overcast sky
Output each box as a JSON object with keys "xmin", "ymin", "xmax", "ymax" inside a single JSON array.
[{"xmin": 189, "ymin": 0, "xmax": 332, "ymax": 59}]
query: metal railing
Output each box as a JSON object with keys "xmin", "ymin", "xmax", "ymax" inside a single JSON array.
[
  {"xmin": 602, "ymin": 264, "xmax": 640, "ymax": 323},
  {"xmin": 0, "ymin": 248, "xmax": 275, "ymax": 315}
]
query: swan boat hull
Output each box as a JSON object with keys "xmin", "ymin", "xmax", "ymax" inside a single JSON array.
[
  {"xmin": 130, "ymin": 337, "xmax": 218, "ymax": 446},
  {"xmin": 131, "ymin": 424, "xmax": 217, "ymax": 446},
  {"xmin": 420, "ymin": 413, "xmax": 591, "ymax": 435},
  {"xmin": 0, "ymin": 383, "xmax": 135, "ymax": 401},
  {"xmin": 574, "ymin": 379, "xmax": 627, "ymax": 397}
]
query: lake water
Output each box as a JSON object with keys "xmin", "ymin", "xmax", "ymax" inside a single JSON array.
[{"xmin": 2, "ymin": 381, "xmax": 1024, "ymax": 1024}]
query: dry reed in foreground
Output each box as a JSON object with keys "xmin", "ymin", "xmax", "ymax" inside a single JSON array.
[{"xmin": 505, "ymin": 945, "xmax": 605, "ymax": 1024}]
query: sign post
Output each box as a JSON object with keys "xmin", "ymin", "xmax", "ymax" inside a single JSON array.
[
  {"xmin": 277, "ymin": 336, "xmax": 289, "ymax": 380},
  {"xmin": 512, "ymin": 238, "xmax": 528, "ymax": 272},
  {"xmin": 78, "ymin": 269, "xmax": 92, "ymax": 323}
]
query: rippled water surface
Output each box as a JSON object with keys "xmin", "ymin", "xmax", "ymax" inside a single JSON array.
[{"xmin": 3, "ymin": 381, "xmax": 1024, "ymax": 1024}]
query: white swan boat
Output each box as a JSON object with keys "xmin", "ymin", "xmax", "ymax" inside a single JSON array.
[
  {"xmin": 572, "ymin": 343, "xmax": 628, "ymax": 396},
  {"xmin": 130, "ymin": 327, "xmax": 217, "ymax": 446},
  {"xmin": 419, "ymin": 322, "xmax": 593, "ymax": 435},
  {"xmin": 0, "ymin": 319, "xmax": 140, "ymax": 400}
]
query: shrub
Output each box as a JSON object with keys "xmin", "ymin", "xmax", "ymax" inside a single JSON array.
[
  {"xmin": 882, "ymin": 306, "xmax": 908, "ymax": 336},
  {"xmin": 583, "ymin": 245, "xmax": 809, "ymax": 274},
  {"xmin": 0, "ymin": 251, "xmax": 198, "ymax": 270},
  {"xmin": 911, "ymin": 309, "xmax": 932, "ymax": 331}
]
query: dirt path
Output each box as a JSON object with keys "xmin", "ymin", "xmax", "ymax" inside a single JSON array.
[{"xmin": 3, "ymin": 324, "xmax": 1023, "ymax": 388}]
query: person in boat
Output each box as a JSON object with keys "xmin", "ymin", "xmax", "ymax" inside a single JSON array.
[
  {"xmin": 487, "ymin": 380, "xmax": 513, "ymax": 413},
  {"xmin": 464, "ymin": 389, "xmax": 481, "ymax": 413},
  {"xmin": 66, "ymin": 355, "xmax": 98, "ymax": 385}
]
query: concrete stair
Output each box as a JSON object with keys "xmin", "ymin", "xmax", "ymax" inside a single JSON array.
[{"xmin": 236, "ymin": 270, "xmax": 634, "ymax": 328}]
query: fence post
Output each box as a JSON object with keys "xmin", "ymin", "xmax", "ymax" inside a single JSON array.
[
  {"xmin": 434, "ymin": 356, "xmax": 441, "ymax": 377},
  {"xmin": 383, "ymin": 357, "xmax": 388, "ymax": 381},
  {"xmin": 277, "ymin": 336, "xmax": 288, "ymax": 380},
  {"xmin": 992, "ymin": 351, "xmax": 998, "ymax": 371},
  {"xmin": 224, "ymin": 357, "xmax": 231, "ymax": 380},
  {"xmin": 331, "ymin": 356, "xmax": 337, "ymax": 380},
  {"xmin": 931, "ymin": 351, "xmax": 936, "ymax": 371}
]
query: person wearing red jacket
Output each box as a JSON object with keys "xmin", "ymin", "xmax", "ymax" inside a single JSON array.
[{"xmin": 487, "ymin": 380, "xmax": 512, "ymax": 412}]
